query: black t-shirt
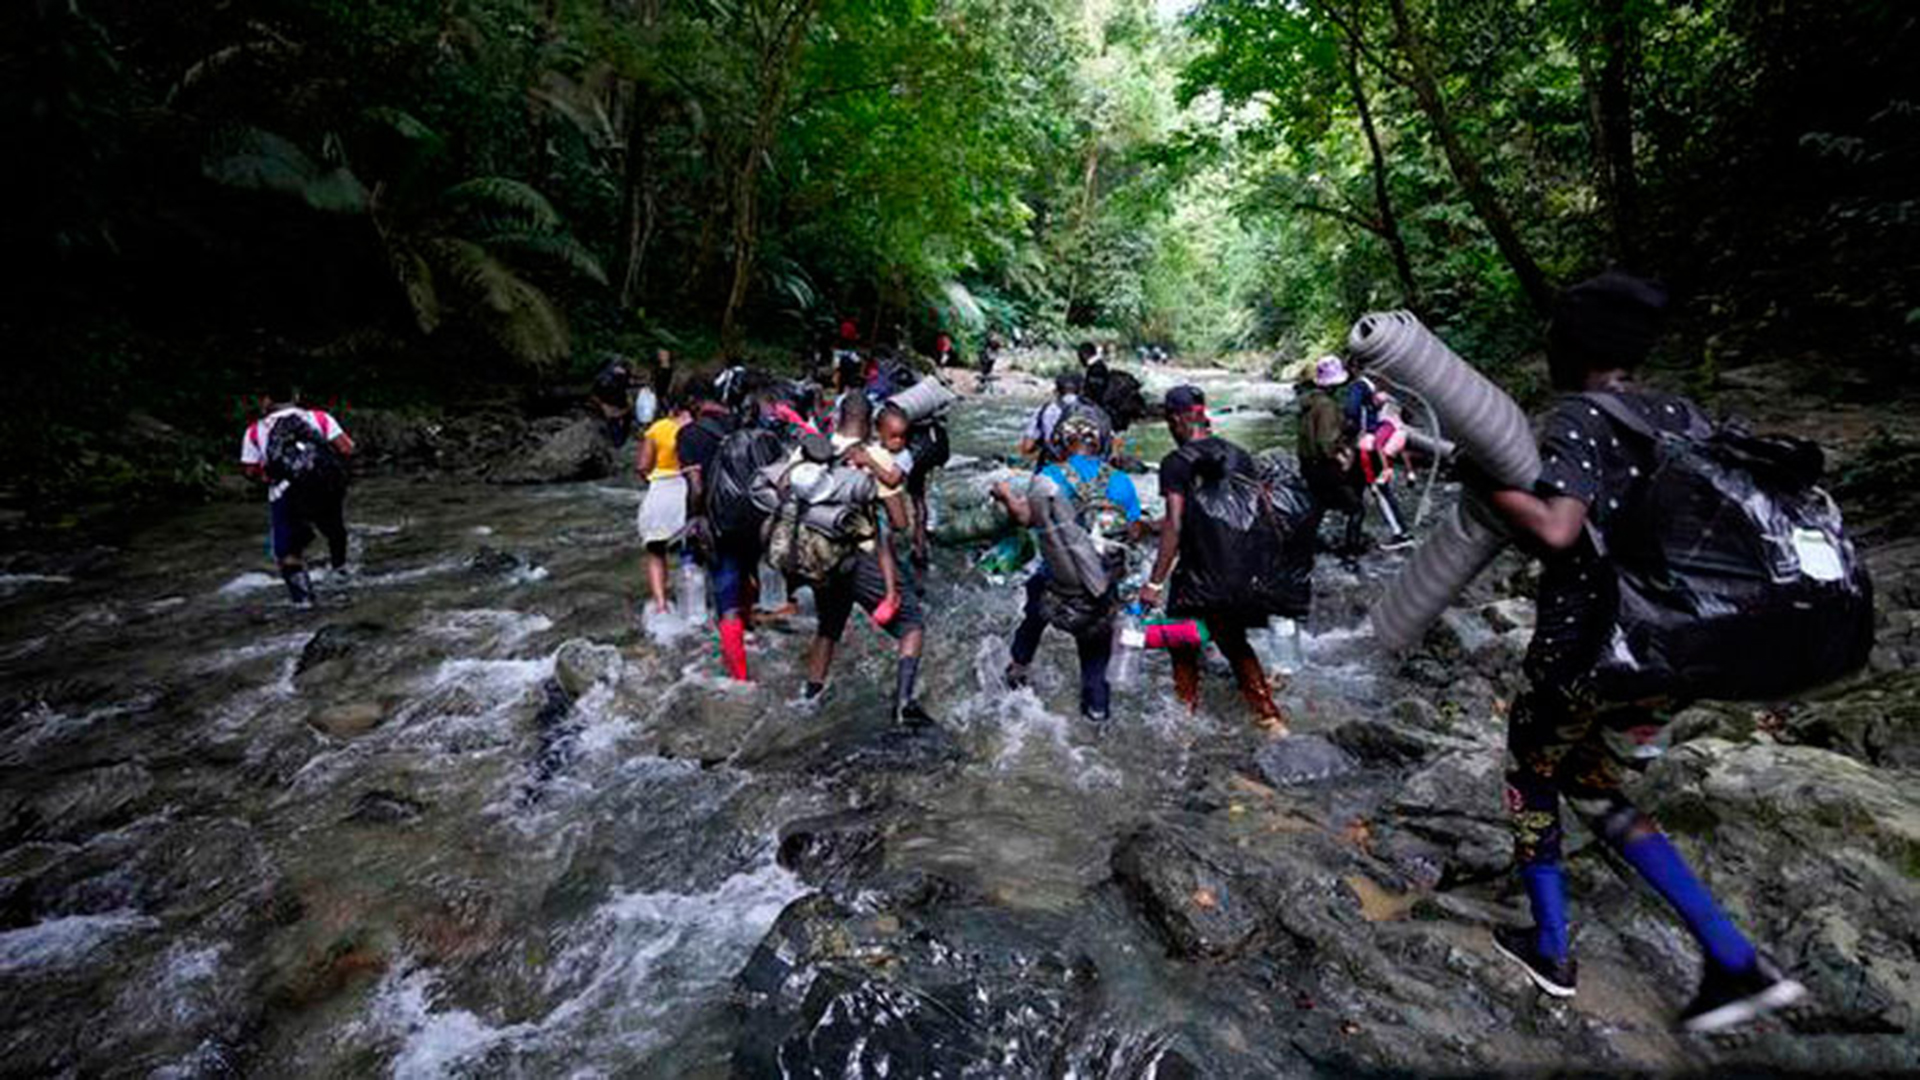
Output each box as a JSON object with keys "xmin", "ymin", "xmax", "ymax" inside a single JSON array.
[
  {"xmin": 1525, "ymin": 388, "xmax": 1701, "ymax": 685},
  {"xmin": 676, "ymin": 414, "xmax": 732, "ymax": 476},
  {"xmin": 1159, "ymin": 435, "xmax": 1253, "ymax": 502}
]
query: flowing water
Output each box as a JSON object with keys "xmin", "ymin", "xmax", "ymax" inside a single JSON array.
[{"xmin": 0, "ymin": 368, "xmax": 1441, "ymax": 1076}]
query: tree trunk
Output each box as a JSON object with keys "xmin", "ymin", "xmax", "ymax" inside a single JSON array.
[
  {"xmin": 1385, "ymin": 0, "xmax": 1554, "ymax": 315},
  {"xmin": 719, "ymin": 0, "xmax": 820, "ymax": 352},
  {"xmin": 1345, "ymin": 46, "xmax": 1420, "ymax": 312},
  {"xmin": 616, "ymin": 87, "xmax": 656, "ymax": 310},
  {"xmin": 1593, "ymin": 0, "xmax": 1639, "ymax": 266}
]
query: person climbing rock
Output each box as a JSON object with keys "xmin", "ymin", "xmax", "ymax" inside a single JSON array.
[
  {"xmin": 1479, "ymin": 272, "xmax": 1805, "ymax": 1031},
  {"xmin": 1139, "ymin": 385, "xmax": 1289, "ymax": 736},
  {"xmin": 240, "ymin": 378, "xmax": 355, "ymax": 607},
  {"xmin": 991, "ymin": 410, "xmax": 1143, "ymax": 722},
  {"xmin": 635, "ymin": 389, "xmax": 692, "ymax": 616},
  {"xmin": 1344, "ymin": 371, "xmax": 1412, "ymax": 548}
]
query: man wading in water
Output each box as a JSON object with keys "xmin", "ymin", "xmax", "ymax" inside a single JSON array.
[
  {"xmin": 239, "ymin": 378, "xmax": 354, "ymax": 606},
  {"xmin": 1139, "ymin": 385, "xmax": 1288, "ymax": 735}
]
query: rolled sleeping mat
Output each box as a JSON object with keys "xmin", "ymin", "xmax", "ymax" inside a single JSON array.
[
  {"xmin": 888, "ymin": 379, "xmax": 960, "ymax": 424},
  {"xmin": 1348, "ymin": 311, "xmax": 1538, "ymax": 489},
  {"xmin": 1372, "ymin": 496, "xmax": 1508, "ymax": 649},
  {"xmin": 1347, "ymin": 311, "xmax": 1540, "ymax": 648},
  {"xmin": 1400, "ymin": 425, "xmax": 1457, "ymax": 461}
]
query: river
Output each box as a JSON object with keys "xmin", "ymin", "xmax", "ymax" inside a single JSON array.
[{"xmin": 6, "ymin": 366, "xmax": 1901, "ymax": 1076}]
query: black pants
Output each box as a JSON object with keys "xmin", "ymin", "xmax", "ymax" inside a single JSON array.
[
  {"xmin": 1009, "ymin": 569, "xmax": 1113, "ymax": 716},
  {"xmin": 271, "ymin": 489, "xmax": 348, "ymax": 568}
]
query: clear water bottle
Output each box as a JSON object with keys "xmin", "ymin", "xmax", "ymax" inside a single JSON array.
[
  {"xmin": 1272, "ymin": 617, "xmax": 1305, "ymax": 674},
  {"xmin": 1110, "ymin": 604, "xmax": 1146, "ymax": 689},
  {"xmin": 759, "ymin": 562, "xmax": 787, "ymax": 608},
  {"xmin": 678, "ymin": 551, "xmax": 709, "ymax": 623}
]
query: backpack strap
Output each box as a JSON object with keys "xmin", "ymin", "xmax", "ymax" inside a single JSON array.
[{"xmin": 1579, "ymin": 392, "xmax": 1712, "ymax": 441}]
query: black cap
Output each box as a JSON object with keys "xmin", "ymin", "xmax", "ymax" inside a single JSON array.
[
  {"xmin": 1054, "ymin": 372, "xmax": 1083, "ymax": 397},
  {"xmin": 1163, "ymin": 385, "xmax": 1206, "ymax": 415}
]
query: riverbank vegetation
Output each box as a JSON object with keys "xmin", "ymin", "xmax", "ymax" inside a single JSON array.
[{"xmin": 3, "ymin": 0, "xmax": 1912, "ymax": 515}]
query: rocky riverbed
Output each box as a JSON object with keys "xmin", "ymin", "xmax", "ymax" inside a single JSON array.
[{"xmin": 2, "ymin": 368, "xmax": 1917, "ymax": 1075}]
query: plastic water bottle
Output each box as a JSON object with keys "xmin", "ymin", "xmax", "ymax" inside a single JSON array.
[
  {"xmin": 678, "ymin": 552, "xmax": 708, "ymax": 623},
  {"xmin": 1110, "ymin": 604, "xmax": 1146, "ymax": 689},
  {"xmin": 1273, "ymin": 617, "xmax": 1305, "ymax": 675},
  {"xmin": 759, "ymin": 563, "xmax": 787, "ymax": 608}
]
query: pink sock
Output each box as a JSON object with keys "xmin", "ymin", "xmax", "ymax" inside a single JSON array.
[{"xmin": 719, "ymin": 616, "xmax": 749, "ymax": 681}]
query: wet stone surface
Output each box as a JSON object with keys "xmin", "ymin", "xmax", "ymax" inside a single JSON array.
[{"xmin": 0, "ymin": 374, "xmax": 1914, "ymax": 1074}]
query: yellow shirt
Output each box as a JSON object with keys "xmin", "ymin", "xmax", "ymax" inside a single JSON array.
[{"xmin": 644, "ymin": 417, "xmax": 684, "ymax": 480}]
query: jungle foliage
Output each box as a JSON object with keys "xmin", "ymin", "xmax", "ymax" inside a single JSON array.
[{"xmin": 1, "ymin": 0, "xmax": 1913, "ymax": 507}]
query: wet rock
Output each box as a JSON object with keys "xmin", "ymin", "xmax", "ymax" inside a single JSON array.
[
  {"xmin": 1635, "ymin": 738, "xmax": 1920, "ymax": 1033},
  {"xmin": 1775, "ymin": 670, "xmax": 1920, "ymax": 769},
  {"xmin": 340, "ymin": 408, "xmax": 439, "ymax": 470},
  {"xmin": 1110, "ymin": 817, "xmax": 1353, "ymax": 961},
  {"xmin": 1389, "ymin": 747, "xmax": 1510, "ymax": 884},
  {"xmin": 464, "ymin": 545, "xmax": 526, "ymax": 575},
  {"xmin": 1664, "ymin": 701, "xmax": 1758, "ymax": 746},
  {"xmin": 553, "ymin": 639, "xmax": 621, "ymax": 698},
  {"xmin": 295, "ymin": 621, "xmax": 384, "ymax": 676},
  {"xmin": 28, "ymin": 763, "xmax": 153, "ymax": 838},
  {"xmin": 1328, "ymin": 719, "xmax": 1448, "ymax": 768},
  {"xmin": 308, "ymin": 701, "xmax": 385, "ymax": 738},
  {"xmin": 345, "ymin": 789, "xmax": 428, "ymax": 825},
  {"xmin": 1253, "ymin": 734, "xmax": 1357, "ymax": 787},
  {"xmin": 734, "ymin": 892, "xmax": 1098, "ymax": 1077},
  {"xmin": 1432, "ymin": 608, "xmax": 1497, "ymax": 660},
  {"xmin": 489, "ymin": 416, "xmax": 614, "ymax": 484},
  {"xmin": 776, "ymin": 809, "xmax": 886, "ymax": 892},
  {"xmin": 1480, "ymin": 598, "xmax": 1536, "ymax": 634}
]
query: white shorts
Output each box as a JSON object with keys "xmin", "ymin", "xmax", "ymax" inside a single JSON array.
[{"xmin": 636, "ymin": 474, "xmax": 689, "ymax": 545}]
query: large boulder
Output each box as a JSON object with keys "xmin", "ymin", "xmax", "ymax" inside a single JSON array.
[
  {"xmin": 1634, "ymin": 737, "xmax": 1920, "ymax": 1034},
  {"xmin": 1776, "ymin": 669, "xmax": 1920, "ymax": 769},
  {"xmin": 490, "ymin": 416, "xmax": 615, "ymax": 484},
  {"xmin": 733, "ymin": 892, "xmax": 1100, "ymax": 1077}
]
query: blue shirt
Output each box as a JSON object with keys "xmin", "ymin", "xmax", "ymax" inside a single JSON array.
[{"xmin": 1041, "ymin": 454, "xmax": 1141, "ymax": 523}]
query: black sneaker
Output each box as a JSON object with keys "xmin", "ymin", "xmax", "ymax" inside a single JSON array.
[
  {"xmin": 1492, "ymin": 924, "xmax": 1577, "ymax": 998},
  {"xmin": 1003, "ymin": 664, "xmax": 1030, "ymax": 691},
  {"xmin": 895, "ymin": 700, "xmax": 935, "ymax": 727},
  {"xmin": 1679, "ymin": 955, "xmax": 1806, "ymax": 1033}
]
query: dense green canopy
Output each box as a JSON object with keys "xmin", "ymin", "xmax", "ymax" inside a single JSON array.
[{"xmin": 2, "ymin": 0, "xmax": 1912, "ymax": 506}]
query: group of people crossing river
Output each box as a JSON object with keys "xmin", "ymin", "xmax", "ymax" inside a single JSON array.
[{"xmin": 238, "ymin": 274, "xmax": 1825, "ymax": 1036}]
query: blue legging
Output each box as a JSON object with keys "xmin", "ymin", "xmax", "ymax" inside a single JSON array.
[{"xmin": 1010, "ymin": 570, "xmax": 1113, "ymax": 716}]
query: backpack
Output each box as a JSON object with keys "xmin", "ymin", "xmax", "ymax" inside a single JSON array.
[
  {"xmin": 1169, "ymin": 441, "xmax": 1317, "ymax": 621},
  {"xmin": 264, "ymin": 412, "xmax": 345, "ymax": 494},
  {"xmin": 1577, "ymin": 393, "xmax": 1873, "ymax": 702},
  {"xmin": 1047, "ymin": 399, "xmax": 1114, "ymax": 460},
  {"xmin": 1034, "ymin": 461, "xmax": 1130, "ymax": 632},
  {"xmin": 1095, "ymin": 368, "xmax": 1149, "ymax": 432},
  {"xmin": 754, "ymin": 450, "xmax": 877, "ymax": 585},
  {"xmin": 707, "ymin": 426, "xmax": 788, "ymax": 542}
]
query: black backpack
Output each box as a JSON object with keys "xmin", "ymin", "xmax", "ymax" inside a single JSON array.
[
  {"xmin": 1579, "ymin": 393, "xmax": 1873, "ymax": 702},
  {"xmin": 1169, "ymin": 440, "xmax": 1317, "ymax": 621},
  {"xmin": 1096, "ymin": 368, "xmax": 1149, "ymax": 432},
  {"xmin": 707, "ymin": 427, "xmax": 789, "ymax": 542},
  {"xmin": 264, "ymin": 412, "xmax": 345, "ymax": 494}
]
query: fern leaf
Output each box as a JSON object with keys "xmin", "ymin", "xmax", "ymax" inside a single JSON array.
[
  {"xmin": 473, "ymin": 232, "xmax": 608, "ymax": 285},
  {"xmin": 389, "ymin": 243, "xmax": 441, "ymax": 334},
  {"xmin": 203, "ymin": 124, "xmax": 366, "ymax": 213},
  {"xmin": 441, "ymin": 178, "xmax": 562, "ymax": 231},
  {"xmin": 425, "ymin": 238, "xmax": 569, "ymax": 369}
]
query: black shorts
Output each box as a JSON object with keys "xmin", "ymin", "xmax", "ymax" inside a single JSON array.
[{"xmin": 814, "ymin": 551, "xmax": 924, "ymax": 642}]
